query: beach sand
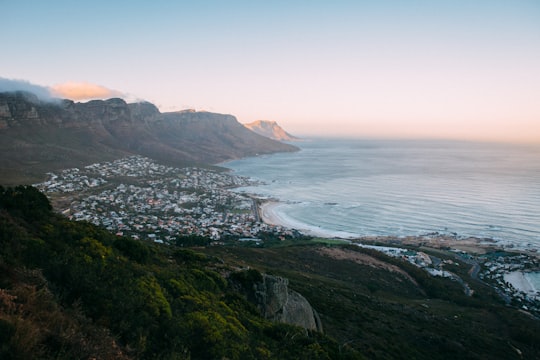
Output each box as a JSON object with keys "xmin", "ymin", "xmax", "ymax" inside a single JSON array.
[
  {"xmin": 258, "ymin": 201, "xmax": 283, "ymax": 226},
  {"xmin": 259, "ymin": 201, "xmax": 358, "ymax": 239}
]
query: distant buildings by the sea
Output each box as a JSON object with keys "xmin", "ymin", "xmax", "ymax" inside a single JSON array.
[
  {"xmin": 356, "ymin": 242, "xmax": 539, "ymax": 314},
  {"xmin": 35, "ymin": 156, "xmax": 297, "ymax": 243}
]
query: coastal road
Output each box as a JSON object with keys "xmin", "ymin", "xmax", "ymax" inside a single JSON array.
[{"xmin": 251, "ymin": 198, "xmax": 260, "ymax": 222}]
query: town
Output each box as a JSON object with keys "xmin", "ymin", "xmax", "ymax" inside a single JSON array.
[{"xmin": 35, "ymin": 155, "xmax": 298, "ymax": 245}]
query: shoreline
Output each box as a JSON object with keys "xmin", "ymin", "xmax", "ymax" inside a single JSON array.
[
  {"xmin": 258, "ymin": 199, "xmax": 539, "ymax": 257},
  {"xmin": 259, "ymin": 201, "xmax": 359, "ymax": 239}
]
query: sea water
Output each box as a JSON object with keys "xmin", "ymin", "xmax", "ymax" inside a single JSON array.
[{"xmin": 225, "ymin": 139, "xmax": 540, "ymax": 250}]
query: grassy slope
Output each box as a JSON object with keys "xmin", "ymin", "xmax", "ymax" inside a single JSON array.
[{"xmin": 202, "ymin": 244, "xmax": 540, "ymax": 360}]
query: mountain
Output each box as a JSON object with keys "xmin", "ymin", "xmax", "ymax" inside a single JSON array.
[
  {"xmin": 244, "ymin": 120, "xmax": 299, "ymax": 141},
  {"xmin": 0, "ymin": 91, "xmax": 299, "ymax": 184}
]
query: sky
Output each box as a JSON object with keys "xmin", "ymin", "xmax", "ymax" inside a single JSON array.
[{"xmin": 1, "ymin": 0, "xmax": 540, "ymax": 143}]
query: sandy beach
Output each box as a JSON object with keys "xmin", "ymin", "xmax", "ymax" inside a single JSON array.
[
  {"xmin": 259, "ymin": 201, "xmax": 359, "ymax": 239},
  {"xmin": 258, "ymin": 201, "xmax": 282, "ymax": 226}
]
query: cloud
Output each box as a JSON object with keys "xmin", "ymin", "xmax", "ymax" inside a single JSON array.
[
  {"xmin": 50, "ymin": 82, "xmax": 125, "ymax": 101},
  {"xmin": 0, "ymin": 77, "xmax": 54, "ymax": 101}
]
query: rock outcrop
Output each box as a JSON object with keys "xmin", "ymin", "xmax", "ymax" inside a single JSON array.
[
  {"xmin": 255, "ymin": 274, "xmax": 323, "ymax": 332},
  {"xmin": 244, "ymin": 120, "xmax": 299, "ymax": 141},
  {"xmin": 0, "ymin": 91, "xmax": 299, "ymax": 184},
  {"xmin": 232, "ymin": 271, "xmax": 323, "ymax": 332}
]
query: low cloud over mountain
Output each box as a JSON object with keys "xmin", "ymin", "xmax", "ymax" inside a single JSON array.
[
  {"xmin": 0, "ymin": 77, "xmax": 55, "ymax": 102},
  {"xmin": 0, "ymin": 77, "xmax": 126, "ymax": 102},
  {"xmin": 50, "ymin": 82, "xmax": 125, "ymax": 101}
]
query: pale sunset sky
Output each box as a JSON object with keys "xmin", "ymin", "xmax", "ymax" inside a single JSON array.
[{"xmin": 1, "ymin": 0, "xmax": 539, "ymax": 143}]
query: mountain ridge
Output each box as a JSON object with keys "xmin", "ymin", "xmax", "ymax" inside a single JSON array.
[{"xmin": 0, "ymin": 91, "xmax": 299, "ymax": 184}]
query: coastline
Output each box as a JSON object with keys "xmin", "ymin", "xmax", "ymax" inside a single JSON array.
[
  {"xmin": 226, "ymin": 139, "xmax": 540, "ymax": 254},
  {"xmin": 257, "ymin": 198, "xmax": 540, "ymax": 307},
  {"xmin": 257, "ymin": 199, "xmax": 539, "ymax": 257},
  {"xmin": 259, "ymin": 200, "xmax": 359, "ymax": 239}
]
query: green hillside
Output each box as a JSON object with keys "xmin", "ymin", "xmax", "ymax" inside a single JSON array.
[{"xmin": 1, "ymin": 186, "xmax": 539, "ymax": 359}]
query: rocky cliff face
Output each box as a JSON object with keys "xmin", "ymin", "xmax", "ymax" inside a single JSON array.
[
  {"xmin": 0, "ymin": 91, "xmax": 42, "ymax": 128},
  {"xmin": 255, "ymin": 274, "xmax": 323, "ymax": 332},
  {"xmin": 233, "ymin": 272, "xmax": 323, "ymax": 332},
  {"xmin": 244, "ymin": 120, "xmax": 298, "ymax": 141},
  {"xmin": 0, "ymin": 91, "xmax": 299, "ymax": 184}
]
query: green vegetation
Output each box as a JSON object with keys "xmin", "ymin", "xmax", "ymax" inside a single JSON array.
[
  {"xmin": 1, "ymin": 186, "xmax": 539, "ymax": 359},
  {"xmin": 311, "ymin": 238, "xmax": 352, "ymax": 246},
  {"xmin": 0, "ymin": 186, "xmax": 355, "ymax": 359},
  {"xmin": 202, "ymin": 245, "xmax": 540, "ymax": 360}
]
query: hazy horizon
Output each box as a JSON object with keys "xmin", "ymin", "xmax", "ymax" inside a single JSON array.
[{"xmin": 2, "ymin": 1, "xmax": 539, "ymax": 144}]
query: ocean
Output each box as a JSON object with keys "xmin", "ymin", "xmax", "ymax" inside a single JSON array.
[{"xmin": 224, "ymin": 139, "xmax": 540, "ymax": 251}]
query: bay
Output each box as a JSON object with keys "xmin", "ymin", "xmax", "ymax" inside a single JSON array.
[{"xmin": 225, "ymin": 139, "xmax": 540, "ymax": 250}]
